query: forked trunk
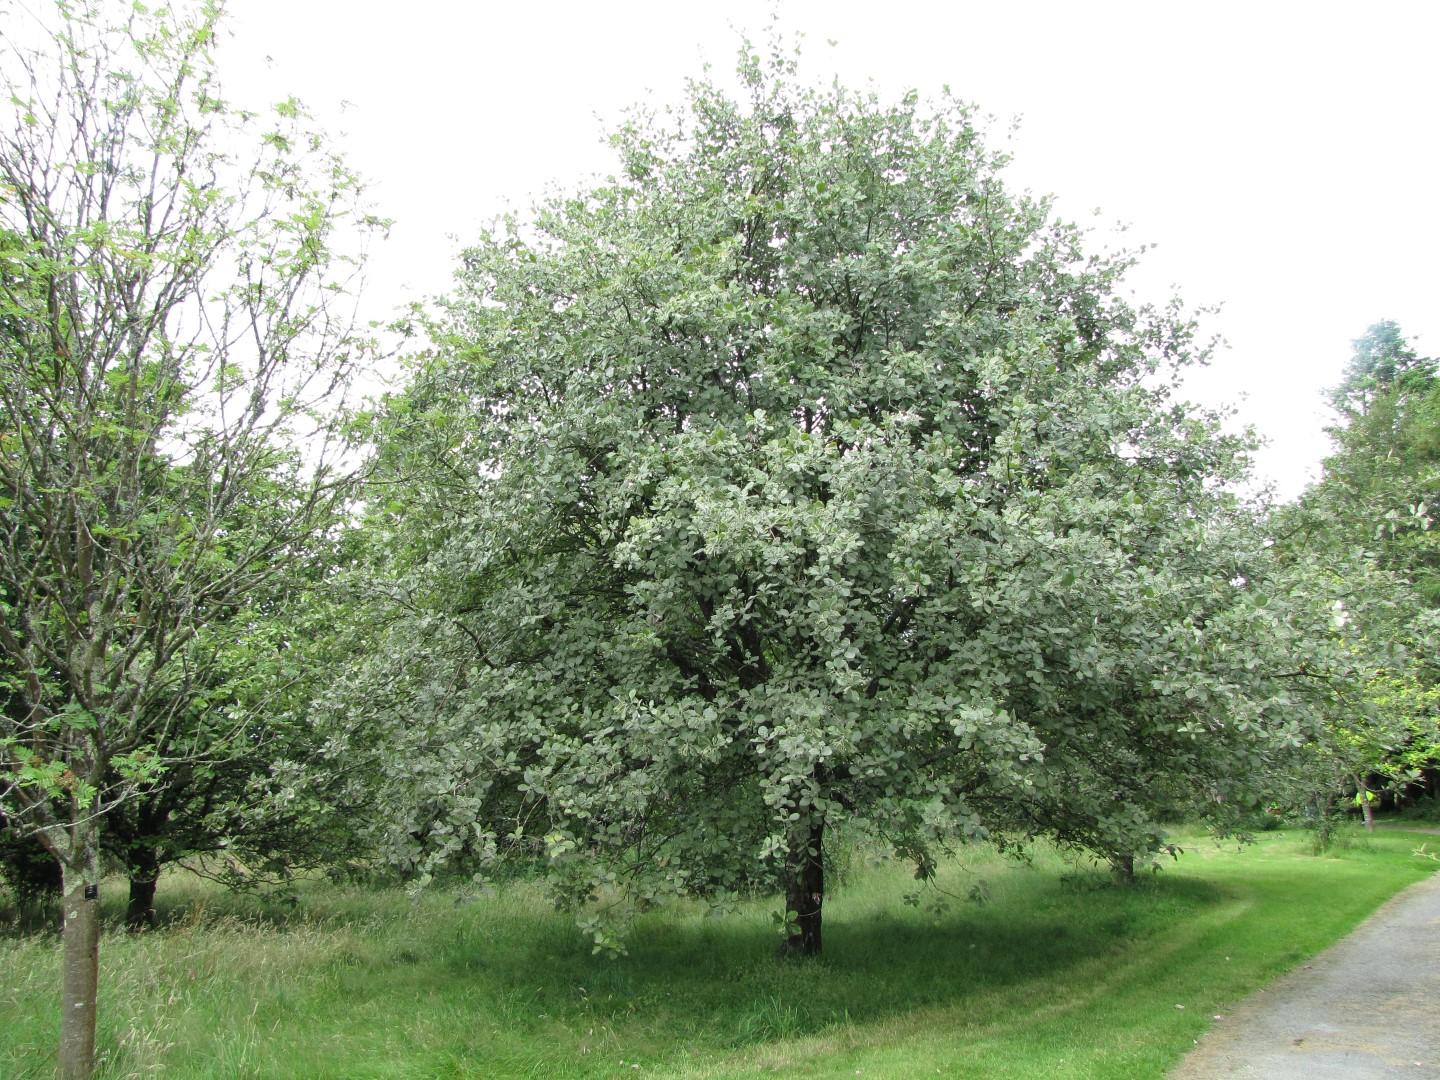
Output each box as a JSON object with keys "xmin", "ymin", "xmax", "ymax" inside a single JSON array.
[
  {"xmin": 58, "ymin": 823, "xmax": 102, "ymax": 1079},
  {"xmin": 781, "ymin": 818, "xmax": 824, "ymax": 957},
  {"xmin": 125, "ymin": 848, "xmax": 160, "ymax": 931}
]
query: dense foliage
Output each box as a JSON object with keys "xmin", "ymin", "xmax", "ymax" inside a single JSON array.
[
  {"xmin": 1279, "ymin": 323, "xmax": 1440, "ymax": 822},
  {"xmin": 333, "ymin": 45, "xmax": 1351, "ymax": 956},
  {"xmin": 1318, "ymin": 321, "xmax": 1440, "ymax": 602}
]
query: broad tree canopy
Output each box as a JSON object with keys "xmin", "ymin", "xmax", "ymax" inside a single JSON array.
[{"xmin": 340, "ymin": 46, "xmax": 1346, "ymax": 955}]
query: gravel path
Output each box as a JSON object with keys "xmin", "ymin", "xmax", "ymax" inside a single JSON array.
[{"xmin": 1169, "ymin": 861, "xmax": 1440, "ymax": 1079}]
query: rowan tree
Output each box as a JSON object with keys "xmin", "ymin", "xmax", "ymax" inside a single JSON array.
[{"xmin": 0, "ymin": 2, "xmax": 377, "ymax": 1073}]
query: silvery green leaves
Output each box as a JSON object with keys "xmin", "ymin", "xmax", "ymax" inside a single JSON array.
[{"xmin": 346, "ymin": 43, "xmax": 1341, "ymax": 954}]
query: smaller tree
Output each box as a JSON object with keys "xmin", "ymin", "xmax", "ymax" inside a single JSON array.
[
  {"xmin": 1, "ymin": 563, "xmax": 365, "ymax": 930},
  {"xmin": 0, "ymin": 3, "xmax": 378, "ymax": 1074},
  {"xmin": 102, "ymin": 552, "xmax": 372, "ymax": 928}
]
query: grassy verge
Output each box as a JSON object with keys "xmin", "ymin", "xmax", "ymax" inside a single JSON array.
[{"xmin": 2, "ymin": 825, "xmax": 1434, "ymax": 1079}]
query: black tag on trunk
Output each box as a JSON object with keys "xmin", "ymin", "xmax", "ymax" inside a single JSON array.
[{"xmin": 84, "ymin": 884, "xmax": 98, "ymax": 900}]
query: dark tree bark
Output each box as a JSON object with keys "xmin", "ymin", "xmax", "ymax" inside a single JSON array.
[
  {"xmin": 1108, "ymin": 852, "xmax": 1135, "ymax": 883},
  {"xmin": 781, "ymin": 818, "xmax": 825, "ymax": 957},
  {"xmin": 125, "ymin": 847, "xmax": 160, "ymax": 930}
]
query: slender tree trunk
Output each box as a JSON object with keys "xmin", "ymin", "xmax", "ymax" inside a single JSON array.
[
  {"xmin": 58, "ymin": 820, "xmax": 102, "ymax": 1080},
  {"xmin": 781, "ymin": 818, "xmax": 824, "ymax": 957},
  {"xmin": 125, "ymin": 848, "xmax": 160, "ymax": 930}
]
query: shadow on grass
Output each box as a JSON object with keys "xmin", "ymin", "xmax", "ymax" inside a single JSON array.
[
  {"xmin": 0, "ymin": 855, "xmax": 1230, "ymax": 1079},
  {"xmin": 12, "ymin": 834, "xmax": 1436, "ymax": 1080},
  {"xmin": 407, "ymin": 869, "xmax": 1227, "ymax": 1052}
]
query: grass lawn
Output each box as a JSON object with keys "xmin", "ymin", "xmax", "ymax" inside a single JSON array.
[{"xmin": 2, "ymin": 824, "xmax": 1436, "ymax": 1079}]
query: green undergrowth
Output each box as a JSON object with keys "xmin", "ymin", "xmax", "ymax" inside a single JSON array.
[
  {"xmin": 1381, "ymin": 799, "xmax": 1440, "ymax": 825},
  {"xmin": 2, "ymin": 828, "xmax": 1434, "ymax": 1079}
]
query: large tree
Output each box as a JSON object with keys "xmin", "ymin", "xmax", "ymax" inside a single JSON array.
[
  {"xmin": 337, "ymin": 45, "xmax": 1345, "ymax": 957},
  {"xmin": 0, "ymin": 2, "xmax": 376, "ymax": 1073}
]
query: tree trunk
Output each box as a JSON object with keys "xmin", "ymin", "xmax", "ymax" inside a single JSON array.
[
  {"xmin": 1108, "ymin": 853, "xmax": 1135, "ymax": 883},
  {"xmin": 1353, "ymin": 775, "xmax": 1377, "ymax": 832},
  {"xmin": 58, "ymin": 822, "xmax": 102, "ymax": 1080},
  {"xmin": 781, "ymin": 818, "xmax": 824, "ymax": 957},
  {"xmin": 126, "ymin": 849, "xmax": 159, "ymax": 931}
]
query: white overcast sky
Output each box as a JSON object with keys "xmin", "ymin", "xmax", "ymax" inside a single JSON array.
[{"xmin": 219, "ymin": 1, "xmax": 1440, "ymax": 502}]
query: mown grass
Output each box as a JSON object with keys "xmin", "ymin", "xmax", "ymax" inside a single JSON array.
[{"xmin": 2, "ymin": 824, "xmax": 1435, "ymax": 1079}]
